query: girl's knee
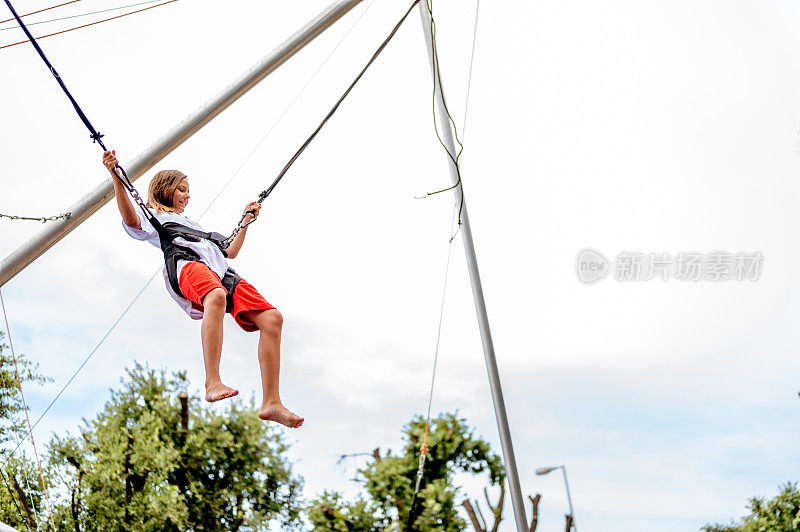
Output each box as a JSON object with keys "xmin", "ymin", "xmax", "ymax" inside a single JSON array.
[
  {"xmin": 202, "ymin": 288, "xmax": 227, "ymax": 310},
  {"xmin": 261, "ymin": 309, "xmax": 282, "ymax": 334}
]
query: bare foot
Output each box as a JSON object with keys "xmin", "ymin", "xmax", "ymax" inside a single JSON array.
[
  {"xmin": 259, "ymin": 403, "xmax": 304, "ymax": 428},
  {"xmin": 205, "ymin": 383, "xmax": 239, "ymax": 403}
]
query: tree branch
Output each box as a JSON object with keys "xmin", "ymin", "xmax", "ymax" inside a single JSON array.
[
  {"xmin": 67, "ymin": 457, "xmax": 84, "ymax": 532},
  {"xmin": 10, "ymin": 474, "xmax": 36, "ymax": 531},
  {"xmin": 476, "ymin": 503, "xmax": 488, "ymax": 532},
  {"xmin": 124, "ymin": 434, "xmax": 133, "ymax": 526},
  {"xmin": 461, "ymin": 499, "xmax": 484, "ymax": 532},
  {"xmin": 528, "ymin": 494, "xmax": 541, "ymax": 532},
  {"xmin": 484, "ymin": 483, "xmax": 505, "ymax": 532}
]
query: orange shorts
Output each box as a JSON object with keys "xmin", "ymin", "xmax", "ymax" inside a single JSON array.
[{"xmin": 178, "ymin": 261, "xmax": 275, "ymax": 332}]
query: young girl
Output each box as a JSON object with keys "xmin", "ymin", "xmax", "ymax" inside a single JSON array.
[{"xmin": 103, "ymin": 150, "xmax": 303, "ymax": 429}]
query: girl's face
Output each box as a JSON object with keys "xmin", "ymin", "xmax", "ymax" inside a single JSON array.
[{"xmin": 172, "ymin": 178, "xmax": 190, "ymax": 214}]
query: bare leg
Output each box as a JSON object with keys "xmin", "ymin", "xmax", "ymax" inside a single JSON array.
[
  {"xmin": 201, "ymin": 288, "xmax": 238, "ymax": 402},
  {"xmin": 239, "ymin": 308, "xmax": 303, "ymax": 428}
]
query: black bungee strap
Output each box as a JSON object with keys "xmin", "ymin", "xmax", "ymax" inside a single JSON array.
[{"xmin": 160, "ymin": 222, "xmax": 230, "ymax": 255}]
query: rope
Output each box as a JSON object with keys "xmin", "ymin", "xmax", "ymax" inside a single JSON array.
[
  {"xmin": 1, "ymin": 0, "xmax": 180, "ymax": 50},
  {"xmin": 405, "ymin": 201, "xmax": 457, "ymax": 532},
  {"xmin": 0, "ymin": 289, "xmax": 56, "ymax": 532},
  {"xmin": 461, "ymin": 0, "xmax": 481, "ymax": 143},
  {"xmin": 0, "ymin": 0, "xmax": 168, "ymax": 32},
  {"xmin": 0, "ymin": 0, "xmax": 82, "ymax": 25},
  {"xmin": 413, "ymin": 0, "xmax": 466, "ymax": 242},
  {"xmin": 0, "ymin": 212, "xmax": 71, "ymax": 223}
]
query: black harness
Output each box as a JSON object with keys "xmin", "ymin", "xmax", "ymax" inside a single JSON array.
[{"xmin": 155, "ymin": 221, "xmax": 242, "ymax": 313}]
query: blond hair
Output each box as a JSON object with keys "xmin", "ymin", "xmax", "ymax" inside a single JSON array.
[{"xmin": 147, "ymin": 170, "xmax": 187, "ymax": 214}]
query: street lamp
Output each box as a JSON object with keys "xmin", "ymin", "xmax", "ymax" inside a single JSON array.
[{"xmin": 535, "ymin": 465, "xmax": 577, "ymax": 531}]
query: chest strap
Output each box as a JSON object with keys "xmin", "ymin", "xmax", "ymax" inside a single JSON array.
[{"xmin": 156, "ymin": 221, "xmax": 241, "ymax": 313}]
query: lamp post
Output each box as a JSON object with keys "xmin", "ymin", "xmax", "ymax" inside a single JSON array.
[{"xmin": 535, "ymin": 465, "xmax": 576, "ymax": 531}]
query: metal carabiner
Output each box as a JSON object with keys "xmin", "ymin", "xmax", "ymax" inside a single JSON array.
[{"xmin": 239, "ymin": 209, "xmax": 258, "ymax": 229}]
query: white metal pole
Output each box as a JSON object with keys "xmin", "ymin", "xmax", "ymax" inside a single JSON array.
[
  {"xmin": 0, "ymin": 0, "xmax": 363, "ymax": 287},
  {"xmin": 416, "ymin": 2, "xmax": 528, "ymax": 530}
]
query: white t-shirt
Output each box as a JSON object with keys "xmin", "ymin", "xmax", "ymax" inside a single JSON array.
[{"xmin": 123, "ymin": 211, "xmax": 229, "ymax": 320}]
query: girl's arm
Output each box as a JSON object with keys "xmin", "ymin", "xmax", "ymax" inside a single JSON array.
[
  {"xmin": 225, "ymin": 201, "xmax": 261, "ymax": 259},
  {"xmin": 103, "ymin": 150, "xmax": 141, "ymax": 230}
]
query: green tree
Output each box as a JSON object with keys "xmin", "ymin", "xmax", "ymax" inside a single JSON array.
[
  {"xmin": 0, "ymin": 331, "xmax": 50, "ymax": 444},
  {"xmin": 306, "ymin": 490, "xmax": 389, "ymax": 532},
  {"xmin": 181, "ymin": 397, "xmax": 304, "ymax": 529},
  {"xmin": 0, "ymin": 330, "xmax": 54, "ymax": 530},
  {"xmin": 307, "ymin": 413, "xmax": 504, "ymax": 532},
  {"xmin": 702, "ymin": 482, "xmax": 800, "ymax": 532},
  {"xmin": 48, "ymin": 362, "xmax": 303, "ymax": 531},
  {"xmin": 0, "ymin": 452, "xmax": 58, "ymax": 530}
]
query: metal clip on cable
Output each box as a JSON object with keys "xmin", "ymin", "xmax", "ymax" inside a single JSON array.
[
  {"xmin": 223, "ymin": 208, "xmax": 258, "ymax": 249},
  {"xmin": 239, "ymin": 209, "xmax": 258, "ymax": 229}
]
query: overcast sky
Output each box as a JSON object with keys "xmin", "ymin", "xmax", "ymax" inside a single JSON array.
[{"xmin": 2, "ymin": 0, "xmax": 800, "ymax": 530}]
